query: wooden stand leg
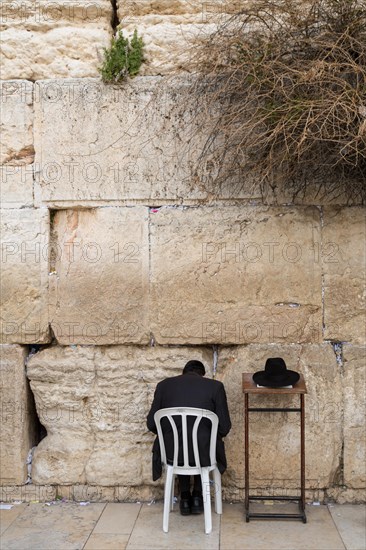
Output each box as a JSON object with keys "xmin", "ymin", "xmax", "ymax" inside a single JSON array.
[
  {"xmin": 244, "ymin": 393, "xmax": 249, "ymax": 522},
  {"xmin": 300, "ymin": 394, "xmax": 307, "ymax": 523}
]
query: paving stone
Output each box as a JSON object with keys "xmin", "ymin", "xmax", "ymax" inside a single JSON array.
[
  {"xmin": 0, "ymin": 502, "xmax": 105, "ymax": 550},
  {"xmin": 93, "ymin": 503, "xmax": 141, "ymax": 534},
  {"xmin": 84, "ymin": 533, "xmax": 130, "ymax": 550},
  {"xmin": 126, "ymin": 502, "xmax": 220, "ymax": 549},
  {"xmin": 328, "ymin": 504, "xmax": 366, "ymax": 550},
  {"xmin": 0, "ymin": 503, "xmax": 27, "ymax": 535},
  {"xmin": 220, "ymin": 503, "xmax": 345, "ymax": 550}
]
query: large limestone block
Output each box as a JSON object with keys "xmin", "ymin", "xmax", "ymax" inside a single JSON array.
[
  {"xmin": 150, "ymin": 205, "xmax": 322, "ymax": 344},
  {"xmin": 1, "ymin": 1, "xmax": 112, "ymax": 30},
  {"xmin": 119, "ymin": 0, "xmax": 243, "ymax": 18},
  {"xmin": 0, "ymin": 168, "xmax": 34, "ymax": 209},
  {"xmin": 50, "ymin": 207, "xmax": 149, "ymax": 345},
  {"xmin": 271, "ymin": 177, "xmax": 365, "ymax": 207},
  {"xmin": 343, "ymin": 345, "xmax": 366, "ymax": 489},
  {"xmin": 119, "ymin": 1, "xmax": 244, "ymax": 74},
  {"xmin": 0, "ymin": 81, "xmax": 34, "ymax": 207},
  {"xmin": 217, "ymin": 344, "xmax": 343, "ymax": 491},
  {"xmin": 0, "ymin": 344, "xmax": 38, "ymax": 484},
  {"xmin": 123, "ymin": 18, "xmax": 219, "ymax": 75},
  {"xmin": 27, "ymin": 345, "xmax": 213, "ymax": 485},
  {"xmin": 0, "ymin": 208, "xmax": 50, "ymax": 344},
  {"xmin": 0, "ymin": 2, "xmax": 112, "ymax": 79},
  {"xmin": 33, "ymin": 77, "xmax": 262, "ymax": 207},
  {"xmin": 323, "ymin": 207, "xmax": 366, "ymax": 344},
  {"xmin": 0, "ymin": 81, "xmax": 33, "ymax": 165}
]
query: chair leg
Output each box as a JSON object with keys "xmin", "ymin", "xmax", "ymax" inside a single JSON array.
[
  {"xmin": 212, "ymin": 468, "xmax": 222, "ymax": 515},
  {"xmin": 171, "ymin": 474, "xmax": 175, "ymax": 511},
  {"xmin": 201, "ymin": 469, "xmax": 212, "ymax": 534},
  {"xmin": 163, "ymin": 467, "xmax": 174, "ymax": 533}
]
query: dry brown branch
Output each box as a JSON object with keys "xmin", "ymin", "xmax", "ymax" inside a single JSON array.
[{"xmin": 186, "ymin": 0, "xmax": 366, "ymax": 202}]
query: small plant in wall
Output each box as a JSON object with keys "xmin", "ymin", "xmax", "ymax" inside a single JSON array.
[{"xmin": 99, "ymin": 29, "xmax": 144, "ymax": 82}]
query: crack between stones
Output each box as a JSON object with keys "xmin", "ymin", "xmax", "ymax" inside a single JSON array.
[
  {"xmin": 31, "ymin": 83, "xmax": 36, "ymax": 206},
  {"xmin": 24, "ymin": 345, "xmax": 49, "ymax": 483},
  {"xmin": 212, "ymin": 345, "xmax": 218, "ymax": 378},
  {"xmin": 110, "ymin": 0, "xmax": 119, "ymax": 33},
  {"xmin": 148, "ymin": 208, "xmax": 155, "ymax": 347},
  {"xmin": 332, "ymin": 342, "xmax": 345, "ymax": 491},
  {"xmin": 319, "ymin": 206, "xmax": 325, "ymax": 338},
  {"xmin": 80, "ymin": 348, "xmax": 98, "ymax": 485}
]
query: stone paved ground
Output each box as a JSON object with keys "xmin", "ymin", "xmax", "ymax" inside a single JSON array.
[{"xmin": 0, "ymin": 502, "xmax": 365, "ymax": 550}]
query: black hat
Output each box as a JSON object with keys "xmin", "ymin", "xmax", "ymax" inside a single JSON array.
[{"xmin": 252, "ymin": 358, "xmax": 300, "ymax": 388}]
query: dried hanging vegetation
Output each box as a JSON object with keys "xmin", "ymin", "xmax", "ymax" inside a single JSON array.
[{"xmin": 188, "ymin": 0, "xmax": 366, "ymax": 201}]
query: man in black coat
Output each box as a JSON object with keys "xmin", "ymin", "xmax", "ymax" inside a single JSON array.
[{"xmin": 146, "ymin": 360, "xmax": 231, "ymax": 515}]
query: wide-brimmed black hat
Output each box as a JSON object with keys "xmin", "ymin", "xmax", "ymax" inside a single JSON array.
[{"xmin": 252, "ymin": 358, "xmax": 300, "ymax": 387}]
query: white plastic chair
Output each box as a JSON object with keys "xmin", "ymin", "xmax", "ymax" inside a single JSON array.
[{"xmin": 154, "ymin": 407, "xmax": 222, "ymax": 534}]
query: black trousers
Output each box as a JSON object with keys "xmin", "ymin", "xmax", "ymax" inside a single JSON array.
[{"xmin": 178, "ymin": 475, "xmax": 202, "ymax": 495}]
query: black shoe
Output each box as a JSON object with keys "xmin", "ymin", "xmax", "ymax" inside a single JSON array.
[
  {"xmin": 190, "ymin": 495, "xmax": 204, "ymax": 514},
  {"xmin": 179, "ymin": 497, "xmax": 191, "ymax": 516}
]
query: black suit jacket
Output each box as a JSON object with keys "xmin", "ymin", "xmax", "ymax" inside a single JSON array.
[{"xmin": 146, "ymin": 372, "xmax": 231, "ymax": 481}]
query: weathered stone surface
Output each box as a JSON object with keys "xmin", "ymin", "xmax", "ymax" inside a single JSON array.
[
  {"xmin": 0, "ymin": 2, "xmax": 112, "ymax": 80},
  {"xmin": 323, "ymin": 208, "xmax": 366, "ymax": 344},
  {"xmin": 1, "ymin": 1, "xmax": 112, "ymax": 29},
  {"xmin": 327, "ymin": 487, "xmax": 366, "ymax": 504},
  {"xmin": 0, "ymin": 344, "xmax": 38, "ymax": 484},
  {"xmin": 27, "ymin": 345, "xmax": 213, "ymax": 485},
  {"xmin": 123, "ymin": 19, "xmax": 219, "ymax": 76},
  {"xmin": 343, "ymin": 345, "xmax": 366, "ymax": 489},
  {"xmin": 0, "ymin": 81, "xmax": 34, "ymax": 165},
  {"xmin": 119, "ymin": 1, "xmax": 242, "ymax": 75},
  {"xmin": 0, "ymin": 81, "xmax": 34, "ymax": 207},
  {"xmin": 119, "ymin": 0, "xmax": 242, "ymax": 18},
  {"xmin": 33, "ymin": 77, "xmax": 262, "ymax": 207},
  {"xmin": 271, "ymin": 177, "xmax": 365, "ymax": 207},
  {"xmin": 150, "ymin": 205, "xmax": 322, "ymax": 344},
  {"xmin": 0, "ymin": 208, "xmax": 50, "ymax": 344},
  {"xmin": 0, "ymin": 167, "xmax": 34, "ymax": 209},
  {"xmin": 217, "ymin": 344, "xmax": 343, "ymax": 491},
  {"xmin": 49, "ymin": 207, "xmax": 149, "ymax": 345},
  {"xmin": 0, "ymin": 484, "xmax": 56, "ymax": 503}
]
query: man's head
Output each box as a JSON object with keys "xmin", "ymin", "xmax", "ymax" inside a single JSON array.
[{"xmin": 183, "ymin": 360, "xmax": 206, "ymax": 376}]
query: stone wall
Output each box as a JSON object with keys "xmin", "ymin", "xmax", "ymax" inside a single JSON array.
[
  {"xmin": 0, "ymin": 345, "xmax": 39, "ymax": 485},
  {"xmin": 0, "ymin": 0, "xmax": 365, "ymax": 503}
]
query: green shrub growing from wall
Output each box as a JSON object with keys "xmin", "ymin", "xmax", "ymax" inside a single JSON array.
[{"xmin": 99, "ymin": 29, "xmax": 144, "ymax": 82}]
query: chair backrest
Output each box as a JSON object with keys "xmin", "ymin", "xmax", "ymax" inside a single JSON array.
[{"xmin": 154, "ymin": 407, "xmax": 219, "ymax": 469}]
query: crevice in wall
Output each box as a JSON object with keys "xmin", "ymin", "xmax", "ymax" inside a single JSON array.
[
  {"xmin": 332, "ymin": 341, "xmax": 344, "ymax": 370},
  {"xmin": 49, "ymin": 209, "xmax": 59, "ymax": 274},
  {"xmin": 212, "ymin": 345, "xmax": 218, "ymax": 378},
  {"xmin": 331, "ymin": 341, "xmax": 345, "ymax": 489},
  {"xmin": 319, "ymin": 206, "xmax": 325, "ymax": 337},
  {"xmin": 148, "ymin": 207, "xmax": 153, "ymax": 348},
  {"xmin": 24, "ymin": 345, "xmax": 48, "ymax": 482},
  {"xmin": 110, "ymin": 0, "xmax": 120, "ymax": 33}
]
